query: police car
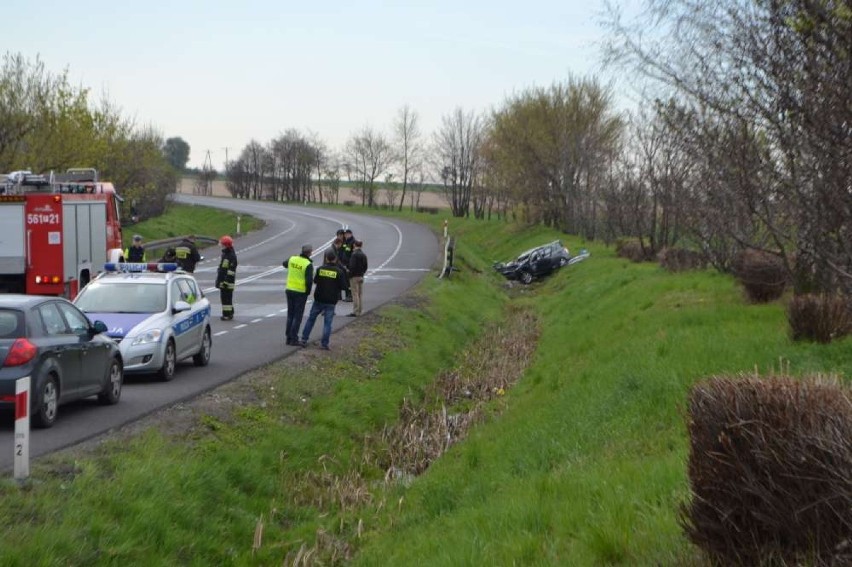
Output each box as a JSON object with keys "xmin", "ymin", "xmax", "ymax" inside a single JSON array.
[{"xmin": 73, "ymin": 263, "xmax": 212, "ymax": 381}]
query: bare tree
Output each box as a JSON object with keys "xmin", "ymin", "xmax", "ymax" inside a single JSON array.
[
  {"xmin": 345, "ymin": 126, "xmax": 393, "ymax": 207},
  {"xmin": 392, "ymin": 105, "xmax": 425, "ymax": 211},
  {"xmin": 604, "ymin": 0, "xmax": 852, "ymax": 292},
  {"xmin": 433, "ymin": 107, "xmax": 487, "ymax": 218}
]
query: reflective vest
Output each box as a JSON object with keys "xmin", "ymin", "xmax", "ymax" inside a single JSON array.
[{"xmin": 286, "ymin": 255, "xmax": 311, "ymax": 293}]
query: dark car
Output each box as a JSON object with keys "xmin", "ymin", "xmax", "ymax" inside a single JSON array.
[
  {"xmin": 493, "ymin": 240, "xmax": 573, "ymax": 284},
  {"xmin": 0, "ymin": 295, "xmax": 123, "ymax": 428}
]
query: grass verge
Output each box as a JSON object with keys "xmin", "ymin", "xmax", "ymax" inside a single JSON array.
[
  {"xmin": 1, "ymin": 206, "xmax": 850, "ymax": 565},
  {"xmin": 122, "ymin": 202, "xmax": 264, "ymax": 249}
]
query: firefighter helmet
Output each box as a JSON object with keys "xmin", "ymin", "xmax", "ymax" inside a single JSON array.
[{"xmin": 219, "ymin": 235, "xmax": 234, "ymax": 247}]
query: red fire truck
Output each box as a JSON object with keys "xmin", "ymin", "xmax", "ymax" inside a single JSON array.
[{"xmin": 0, "ymin": 169, "xmax": 124, "ymax": 298}]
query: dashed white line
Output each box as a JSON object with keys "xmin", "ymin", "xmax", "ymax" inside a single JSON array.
[
  {"xmin": 234, "ymin": 324, "xmax": 247, "ymax": 329},
  {"xmin": 251, "ymin": 318, "xmax": 262, "ymax": 323},
  {"xmin": 214, "ymin": 331, "xmax": 228, "ymax": 337}
]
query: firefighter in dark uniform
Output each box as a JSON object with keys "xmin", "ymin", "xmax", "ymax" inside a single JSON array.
[
  {"xmin": 174, "ymin": 235, "xmax": 201, "ymax": 273},
  {"xmin": 215, "ymin": 235, "xmax": 238, "ymax": 320},
  {"xmin": 123, "ymin": 234, "xmax": 146, "ymax": 262},
  {"xmin": 341, "ymin": 228, "xmax": 355, "ymax": 301}
]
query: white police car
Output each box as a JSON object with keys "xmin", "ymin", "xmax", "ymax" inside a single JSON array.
[{"xmin": 73, "ymin": 263, "xmax": 212, "ymax": 381}]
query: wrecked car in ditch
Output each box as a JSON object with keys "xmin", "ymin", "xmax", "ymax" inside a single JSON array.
[{"xmin": 493, "ymin": 240, "xmax": 588, "ymax": 284}]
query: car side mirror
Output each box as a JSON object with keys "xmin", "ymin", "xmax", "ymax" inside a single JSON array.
[
  {"xmin": 172, "ymin": 300, "xmax": 191, "ymax": 314},
  {"xmin": 92, "ymin": 320, "xmax": 108, "ymax": 334}
]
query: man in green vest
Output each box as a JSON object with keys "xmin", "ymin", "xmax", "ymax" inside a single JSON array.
[{"xmin": 283, "ymin": 244, "xmax": 314, "ymax": 346}]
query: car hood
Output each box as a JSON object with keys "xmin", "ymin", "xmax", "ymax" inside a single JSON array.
[{"xmin": 85, "ymin": 312, "xmax": 164, "ymax": 339}]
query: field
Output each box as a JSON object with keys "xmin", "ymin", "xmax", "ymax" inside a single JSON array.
[
  {"xmin": 178, "ymin": 177, "xmax": 450, "ymax": 210},
  {"xmin": 1, "ymin": 207, "xmax": 849, "ymax": 565}
]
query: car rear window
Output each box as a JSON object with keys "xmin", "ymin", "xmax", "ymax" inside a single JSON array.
[{"xmin": 0, "ymin": 309, "xmax": 24, "ymax": 338}]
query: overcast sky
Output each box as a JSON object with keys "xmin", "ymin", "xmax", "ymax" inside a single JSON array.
[{"xmin": 6, "ymin": 0, "xmax": 642, "ymax": 168}]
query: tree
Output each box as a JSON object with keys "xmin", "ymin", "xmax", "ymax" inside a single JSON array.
[
  {"xmin": 486, "ymin": 79, "xmax": 622, "ymax": 234},
  {"xmin": 162, "ymin": 137, "xmax": 190, "ymax": 171},
  {"xmin": 433, "ymin": 108, "xmax": 487, "ymax": 218},
  {"xmin": 345, "ymin": 126, "xmax": 392, "ymax": 207},
  {"xmin": 604, "ymin": 0, "xmax": 852, "ymax": 292},
  {"xmin": 392, "ymin": 105, "xmax": 424, "ymax": 211}
]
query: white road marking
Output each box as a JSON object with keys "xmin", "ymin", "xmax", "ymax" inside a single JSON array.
[
  {"xmin": 251, "ymin": 318, "xmax": 262, "ymax": 323},
  {"xmin": 214, "ymin": 331, "xmax": 228, "ymax": 337},
  {"xmin": 234, "ymin": 324, "xmax": 247, "ymax": 329}
]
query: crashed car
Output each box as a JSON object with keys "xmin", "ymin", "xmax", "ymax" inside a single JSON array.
[
  {"xmin": 73, "ymin": 263, "xmax": 212, "ymax": 381},
  {"xmin": 494, "ymin": 240, "xmax": 587, "ymax": 284}
]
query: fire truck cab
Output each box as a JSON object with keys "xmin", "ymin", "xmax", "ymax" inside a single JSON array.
[{"xmin": 0, "ymin": 169, "xmax": 124, "ymax": 299}]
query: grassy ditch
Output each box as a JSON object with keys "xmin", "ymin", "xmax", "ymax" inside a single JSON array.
[{"xmin": 1, "ymin": 209, "xmax": 850, "ymax": 565}]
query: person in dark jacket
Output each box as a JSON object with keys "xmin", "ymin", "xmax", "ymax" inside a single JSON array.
[
  {"xmin": 123, "ymin": 234, "xmax": 147, "ymax": 262},
  {"xmin": 299, "ymin": 249, "xmax": 346, "ymax": 350},
  {"xmin": 341, "ymin": 229, "xmax": 355, "ymax": 301},
  {"xmin": 347, "ymin": 240, "xmax": 367, "ymax": 317},
  {"xmin": 215, "ymin": 235, "xmax": 238, "ymax": 320},
  {"xmin": 283, "ymin": 244, "xmax": 314, "ymax": 346},
  {"xmin": 175, "ymin": 235, "xmax": 201, "ymax": 272}
]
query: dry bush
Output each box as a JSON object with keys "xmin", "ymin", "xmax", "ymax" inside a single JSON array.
[
  {"xmin": 787, "ymin": 293, "xmax": 852, "ymax": 344},
  {"xmin": 616, "ymin": 239, "xmax": 655, "ymax": 262},
  {"xmin": 733, "ymin": 249, "xmax": 788, "ymax": 303},
  {"xmin": 658, "ymin": 247, "xmax": 708, "ymax": 273},
  {"xmin": 681, "ymin": 375, "xmax": 852, "ymax": 566}
]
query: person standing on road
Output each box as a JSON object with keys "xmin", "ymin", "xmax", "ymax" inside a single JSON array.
[
  {"xmin": 299, "ymin": 249, "xmax": 346, "ymax": 350},
  {"xmin": 123, "ymin": 234, "xmax": 147, "ymax": 262},
  {"xmin": 283, "ymin": 244, "xmax": 314, "ymax": 346},
  {"xmin": 347, "ymin": 240, "xmax": 367, "ymax": 317},
  {"xmin": 175, "ymin": 234, "xmax": 201, "ymax": 272},
  {"xmin": 341, "ymin": 228, "xmax": 355, "ymax": 302},
  {"xmin": 215, "ymin": 235, "xmax": 238, "ymax": 320}
]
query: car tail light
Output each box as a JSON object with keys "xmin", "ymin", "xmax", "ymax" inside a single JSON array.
[{"xmin": 3, "ymin": 338, "xmax": 37, "ymax": 367}]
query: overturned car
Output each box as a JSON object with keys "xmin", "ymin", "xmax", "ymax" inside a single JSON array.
[{"xmin": 493, "ymin": 240, "xmax": 589, "ymax": 284}]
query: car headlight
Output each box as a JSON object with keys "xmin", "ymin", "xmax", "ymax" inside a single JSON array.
[{"xmin": 130, "ymin": 329, "xmax": 163, "ymax": 346}]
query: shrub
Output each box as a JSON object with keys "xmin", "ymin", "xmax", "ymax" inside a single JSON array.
[
  {"xmin": 615, "ymin": 239, "xmax": 654, "ymax": 263},
  {"xmin": 657, "ymin": 247, "xmax": 708, "ymax": 273},
  {"xmin": 681, "ymin": 375, "xmax": 852, "ymax": 566},
  {"xmin": 733, "ymin": 249, "xmax": 788, "ymax": 303},
  {"xmin": 787, "ymin": 293, "xmax": 852, "ymax": 343}
]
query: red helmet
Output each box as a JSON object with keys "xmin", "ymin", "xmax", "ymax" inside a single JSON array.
[{"xmin": 219, "ymin": 235, "xmax": 233, "ymax": 247}]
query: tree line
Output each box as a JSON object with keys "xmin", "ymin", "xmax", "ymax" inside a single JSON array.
[
  {"xmin": 5, "ymin": 0, "xmax": 850, "ymax": 296},
  {"xmin": 0, "ymin": 52, "xmax": 179, "ymax": 220}
]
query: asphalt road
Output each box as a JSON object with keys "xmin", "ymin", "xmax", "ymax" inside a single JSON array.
[{"xmin": 0, "ymin": 196, "xmax": 440, "ymax": 471}]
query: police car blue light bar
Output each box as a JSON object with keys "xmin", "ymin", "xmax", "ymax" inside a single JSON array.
[{"xmin": 104, "ymin": 262, "xmax": 179, "ymax": 273}]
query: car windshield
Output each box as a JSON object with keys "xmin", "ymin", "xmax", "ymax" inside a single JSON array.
[{"xmin": 75, "ymin": 281, "xmax": 167, "ymax": 314}]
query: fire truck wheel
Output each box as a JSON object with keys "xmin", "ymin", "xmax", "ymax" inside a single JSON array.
[
  {"xmin": 158, "ymin": 339, "xmax": 177, "ymax": 381},
  {"xmin": 193, "ymin": 327, "xmax": 211, "ymax": 367},
  {"xmin": 98, "ymin": 358, "xmax": 123, "ymax": 405},
  {"xmin": 33, "ymin": 373, "xmax": 59, "ymax": 429}
]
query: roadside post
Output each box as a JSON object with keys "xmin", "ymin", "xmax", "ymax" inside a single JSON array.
[
  {"xmin": 443, "ymin": 219, "xmax": 448, "ymax": 240},
  {"xmin": 14, "ymin": 376, "xmax": 30, "ymax": 480},
  {"xmin": 236, "ymin": 215, "xmax": 242, "ymax": 236}
]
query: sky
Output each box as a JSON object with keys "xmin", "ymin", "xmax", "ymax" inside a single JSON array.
[{"xmin": 5, "ymin": 0, "xmax": 642, "ymax": 169}]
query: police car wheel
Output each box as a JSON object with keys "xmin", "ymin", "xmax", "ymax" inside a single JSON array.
[
  {"xmin": 193, "ymin": 328, "xmax": 211, "ymax": 367},
  {"xmin": 159, "ymin": 339, "xmax": 177, "ymax": 381}
]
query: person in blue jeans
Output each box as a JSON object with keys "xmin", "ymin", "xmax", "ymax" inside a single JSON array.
[{"xmin": 300, "ymin": 249, "xmax": 346, "ymax": 350}]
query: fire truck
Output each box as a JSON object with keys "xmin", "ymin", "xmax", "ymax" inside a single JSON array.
[{"xmin": 0, "ymin": 169, "xmax": 124, "ymax": 298}]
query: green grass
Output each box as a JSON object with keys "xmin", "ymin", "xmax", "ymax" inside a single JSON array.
[
  {"xmin": 122, "ymin": 202, "xmax": 264, "ymax": 249},
  {"xmin": 1, "ymin": 205, "xmax": 849, "ymax": 565}
]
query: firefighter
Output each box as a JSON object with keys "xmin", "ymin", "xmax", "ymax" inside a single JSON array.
[
  {"xmin": 215, "ymin": 235, "xmax": 238, "ymax": 321},
  {"xmin": 123, "ymin": 234, "xmax": 147, "ymax": 262},
  {"xmin": 175, "ymin": 234, "xmax": 201, "ymax": 272}
]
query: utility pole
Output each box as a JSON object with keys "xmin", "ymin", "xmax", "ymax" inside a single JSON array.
[{"xmin": 222, "ymin": 147, "xmax": 230, "ymax": 173}]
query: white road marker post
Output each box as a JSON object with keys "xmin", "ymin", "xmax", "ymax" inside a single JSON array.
[
  {"xmin": 14, "ymin": 376, "xmax": 31, "ymax": 481},
  {"xmin": 236, "ymin": 215, "xmax": 242, "ymax": 236}
]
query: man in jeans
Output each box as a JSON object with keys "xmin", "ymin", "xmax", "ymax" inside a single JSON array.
[
  {"xmin": 347, "ymin": 240, "xmax": 367, "ymax": 317},
  {"xmin": 283, "ymin": 244, "xmax": 314, "ymax": 346},
  {"xmin": 300, "ymin": 249, "xmax": 346, "ymax": 350}
]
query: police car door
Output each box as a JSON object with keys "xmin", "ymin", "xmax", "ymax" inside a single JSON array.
[{"xmin": 170, "ymin": 279, "xmax": 194, "ymax": 359}]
